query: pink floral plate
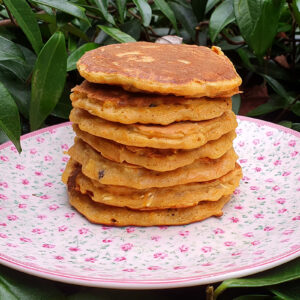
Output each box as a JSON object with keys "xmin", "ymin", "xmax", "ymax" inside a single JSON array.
[{"xmin": 0, "ymin": 116, "xmax": 299, "ymax": 289}]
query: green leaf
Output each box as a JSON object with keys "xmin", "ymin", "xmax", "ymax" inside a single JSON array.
[
  {"xmin": 191, "ymin": 0, "xmax": 208, "ymax": 21},
  {"xmin": 98, "ymin": 25, "xmax": 136, "ymax": 43},
  {"xmin": 232, "ymin": 94, "xmax": 241, "ymax": 114},
  {"xmin": 234, "ymin": 0, "xmax": 284, "ymax": 57},
  {"xmin": 116, "ymin": 0, "xmax": 127, "ymax": 23},
  {"xmin": 67, "ymin": 42, "xmax": 98, "ymax": 71},
  {"xmin": 133, "ymin": 0, "xmax": 152, "ymax": 27},
  {"xmin": 3, "ymin": 0, "xmax": 43, "ymax": 54},
  {"xmin": 120, "ymin": 19, "xmax": 142, "ymax": 41},
  {"xmin": 292, "ymin": 123, "xmax": 300, "ymax": 132},
  {"xmin": 209, "ymin": 0, "xmax": 235, "ymax": 42},
  {"xmin": 61, "ymin": 24, "xmax": 89, "ymax": 41},
  {"xmin": 291, "ymin": 0, "xmax": 300, "ymax": 27},
  {"xmin": 215, "ymin": 258, "xmax": 300, "ymax": 298},
  {"xmin": 236, "ymin": 48, "xmax": 255, "ymax": 71},
  {"xmin": 51, "ymin": 85, "xmax": 72, "ymax": 119},
  {"xmin": 30, "ymin": 0, "xmax": 90, "ymax": 25},
  {"xmin": 153, "ymin": 0, "xmax": 179, "ymax": 34},
  {"xmin": 30, "ymin": 31, "xmax": 67, "ymax": 131},
  {"xmin": 205, "ymin": 0, "xmax": 222, "ymax": 13},
  {"xmin": 0, "ymin": 35, "xmax": 24, "ymax": 62},
  {"xmin": 270, "ymin": 280, "xmax": 300, "ymax": 300},
  {"xmin": 94, "ymin": 0, "xmax": 116, "ymax": 25},
  {"xmin": 0, "ymin": 81, "xmax": 21, "ymax": 152},
  {"xmin": 169, "ymin": 1, "xmax": 198, "ymax": 40},
  {"xmin": 278, "ymin": 120, "xmax": 292, "ymax": 128},
  {"xmin": 291, "ymin": 101, "xmax": 300, "ymax": 116}
]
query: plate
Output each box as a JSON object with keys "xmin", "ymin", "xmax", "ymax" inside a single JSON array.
[{"xmin": 0, "ymin": 116, "xmax": 299, "ymax": 289}]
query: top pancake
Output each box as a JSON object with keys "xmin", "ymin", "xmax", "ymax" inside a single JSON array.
[{"xmin": 77, "ymin": 42, "xmax": 241, "ymax": 98}]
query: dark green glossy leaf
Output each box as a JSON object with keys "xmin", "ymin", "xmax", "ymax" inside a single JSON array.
[
  {"xmin": 3, "ymin": 0, "xmax": 43, "ymax": 54},
  {"xmin": 56, "ymin": 11, "xmax": 74, "ymax": 28},
  {"xmin": 291, "ymin": 0, "xmax": 300, "ymax": 27},
  {"xmin": 0, "ymin": 81, "xmax": 21, "ymax": 152},
  {"xmin": 0, "ymin": 35, "xmax": 24, "ymax": 62},
  {"xmin": 169, "ymin": 1, "xmax": 197, "ymax": 40},
  {"xmin": 62, "ymin": 24, "xmax": 89, "ymax": 41},
  {"xmin": 205, "ymin": 0, "xmax": 221, "ymax": 13},
  {"xmin": 278, "ymin": 120, "xmax": 292, "ymax": 128},
  {"xmin": 292, "ymin": 123, "xmax": 300, "ymax": 132},
  {"xmin": 51, "ymin": 85, "xmax": 72, "ymax": 119},
  {"xmin": 67, "ymin": 42, "xmax": 98, "ymax": 71},
  {"xmin": 0, "ymin": 129, "xmax": 9, "ymax": 144},
  {"xmin": 133, "ymin": 0, "xmax": 152, "ymax": 27},
  {"xmin": 30, "ymin": 0, "xmax": 90, "ymax": 25},
  {"xmin": 247, "ymin": 96, "xmax": 286, "ymax": 117},
  {"xmin": 153, "ymin": 0, "xmax": 179, "ymax": 34},
  {"xmin": 94, "ymin": 0, "xmax": 116, "ymax": 25},
  {"xmin": 236, "ymin": 48, "xmax": 255, "ymax": 71},
  {"xmin": 98, "ymin": 25, "xmax": 136, "ymax": 43},
  {"xmin": 209, "ymin": 0, "xmax": 235, "ymax": 42},
  {"xmin": 116, "ymin": 0, "xmax": 127, "ymax": 23},
  {"xmin": 291, "ymin": 101, "xmax": 300, "ymax": 116},
  {"xmin": 270, "ymin": 280, "xmax": 300, "ymax": 300},
  {"xmin": 30, "ymin": 31, "xmax": 67, "ymax": 130},
  {"xmin": 214, "ymin": 258, "xmax": 300, "ymax": 298},
  {"xmin": 234, "ymin": 0, "xmax": 284, "ymax": 57},
  {"xmin": 191, "ymin": 0, "xmax": 207, "ymax": 21},
  {"xmin": 121, "ymin": 19, "xmax": 142, "ymax": 41},
  {"xmin": 232, "ymin": 94, "xmax": 241, "ymax": 114}
]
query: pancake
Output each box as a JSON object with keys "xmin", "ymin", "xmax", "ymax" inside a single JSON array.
[
  {"xmin": 69, "ymin": 108, "xmax": 237, "ymax": 149},
  {"xmin": 77, "ymin": 42, "xmax": 241, "ymax": 98},
  {"xmin": 68, "ymin": 189, "xmax": 231, "ymax": 226},
  {"xmin": 73, "ymin": 125, "xmax": 236, "ymax": 171},
  {"xmin": 68, "ymin": 139, "xmax": 238, "ymax": 189},
  {"xmin": 62, "ymin": 159, "xmax": 242, "ymax": 210},
  {"xmin": 71, "ymin": 81, "xmax": 232, "ymax": 125}
]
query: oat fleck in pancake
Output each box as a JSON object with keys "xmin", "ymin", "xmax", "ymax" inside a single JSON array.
[
  {"xmin": 68, "ymin": 189, "xmax": 231, "ymax": 226},
  {"xmin": 77, "ymin": 42, "xmax": 241, "ymax": 98},
  {"xmin": 68, "ymin": 138, "xmax": 238, "ymax": 189},
  {"xmin": 70, "ymin": 108, "xmax": 237, "ymax": 149},
  {"xmin": 71, "ymin": 81, "xmax": 232, "ymax": 125},
  {"xmin": 62, "ymin": 159, "xmax": 242, "ymax": 210},
  {"xmin": 73, "ymin": 125, "xmax": 236, "ymax": 171}
]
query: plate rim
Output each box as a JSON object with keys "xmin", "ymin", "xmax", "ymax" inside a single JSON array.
[{"xmin": 0, "ymin": 116, "xmax": 299, "ymax": 289}]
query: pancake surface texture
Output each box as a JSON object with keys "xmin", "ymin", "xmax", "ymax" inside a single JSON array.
[{"xmin": 77, "ymin": 42, "xmax": 241, "ymax": 97}]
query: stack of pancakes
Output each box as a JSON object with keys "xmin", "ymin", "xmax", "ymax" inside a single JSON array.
[{"xmin": 62, "ymin": 42, "xmax": 243, "ymax": 226}]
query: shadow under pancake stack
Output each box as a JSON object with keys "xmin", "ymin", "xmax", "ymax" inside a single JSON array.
[{"xmin": 62, "ymin": 42, "xmax": 243, "ymax": 226}]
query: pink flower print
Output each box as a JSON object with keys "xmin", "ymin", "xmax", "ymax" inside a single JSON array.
[
  {"xmin": 253, "ymin": 139, "xmax": 260, "ymax": 145},
  {"xmin": 254, "ymin": 213, "xmax": 264, "ymax": 219},
  {"xmin": 276, "ymin": 198, "xmax": 286, "ymax": 204},
  {"xmin": 43, "ymin": 244, "xmax": 55, "ymax": 248},
  {"xmin": 0, "ymin": 233, "xmax": 7, "ymax": 238},
  {"xmin": 37, "ymin": 215, "xmax": 47, "ymax": 220},
  {"xmin": 58, "ymin": 225, "xmax": 67, "ymax": 232},
  {"xmin": 264, "ymin": 226, "xmax": 274, "ymax": 231},
  {"xmin": 291, "ymin": 151, "xmax": 298, "ymax": 157},
  {"xmin": 251, "ymin": 240, "xmax": 260, "ymax": 246},
  {"xmin": 6, "ymin": 243, "xmax": 17, "ymax": 248},
  {"xmin": 265, "ymin": 178, "xmax": 274, "ymax": 183},
  {"xmin": 0, "ymin": 155, "xmax": 8, "ymax": 161},
  {"xmin": 126, "ymin": 227, "xmax": 135, "ymax": 233},
  {"xmin": 178, "ymin": 230, "xmax": 189, "ymax": 237},
  {"xmin": 102, "ymin": 238, "xmax": 113, "ymax": 243},
  {"xmin": 0, "ymin": 194, "xmax": 7, "ymax": 200},
  {"xmin": 151, "ymin": 235, "xmax": 161, "ymax": 241},
  {"xmin": 174, "ymin": 266, "xmax": 186, "ymax": 270},
  {"xmin": 272, "ymin": 185, "xmax": 280, "ymax": 191},
  {"xmin": 44, "ymin": 182, "xmax": 53, "ymax": 187},
  {"xmin": 61, "ymin": 144, "xmax": 69, "ymax": 150},
  {"xmin": 283, "ymin": 229, "xmax": 294, "ymax": 235},
  {"xmin": 49, "ymin": 204, "xmax": 59, "ymax": 211},
  {"xmin": 18, "ymin": 203, "xmax": 27, "ymax": 208},
  {"xmin": 274, "ymin": 160, "xmax": 281, "ymax": 166},
  {"xmin": 7, "ymin": 215, "xmax": 18, "ymax": 221},
  {"xmin": 280, "ymin": 239, "xmax": 290, "ymax": 243},
  {"xmin": 102, "ymin": 226, "xmax": 111, "ymax": 230},
  {"xmin": 65, "ymin": 212, "xmax": 75, "ymax": 218},
  {"xmin": 179, "ymin": 245, "xmax": 189, "ymax": 253},
  {"xmin": 243, "ymin": 232, "xmax": 254, "ymax": 237},
  {"xmin": 254, "ymin": 250, "xmax": 265, "ymax": 255},
  {"xmin": 236, "ymin": 128, "xmax": 242, "ymax": 134},
  {"xmin": 0, "ymin": 223, "xmax": 7, "ymax": 227},
  {"xmin": 233, "ymin": 189, "xmax": 241, "ymax": 195},
  {"xmin": 231, "ymin": 252, "xmax": 241, "ymax": 256},
  {"xmin": 159, "ymin": 226, "xmax": 168, "ymax": 230},
  {"xmin": 239, "ymin": 159, "xmax": 247, "ymax": 164},
  {"xmin": 257, "ymin": 196, "xmax": 266, "ymax": 200},
  {"xmin": 224, "ymin": 241, "xmax": 235, "ymax": 247},
  {"xmin": 154, "ymin": 252, "xmax": 168, "ymax": 259},
  {"xmin": 78, "ymin": 228, "xmax": 89, "ymax": 235},
  {"xmin": 25, "ymin": 256, "xmax": 36, "ymax": 260},
  {"xmin": 32, "ymin": 228, "xmax": 45, "ymax": 234},
  {"xmin": 114, "ymin": 257, "xmax": 126, "ymax": 262},
  {"xmin": 288, "ymin": 140, "xmax": 296, "ymax": 147},
  {"xmin": 44, "ymin": 155, "xmax": 52, "ymax": 161},
  {"xmin": 290, "ymin": 245, "xmax": 300, "ymax": 251},
  {"xmin": 62, "ymin": 156, "xmax": 69, "ymax": 162},
  {"xmin": 85, "ymin": 257, "xmax": 96, "ymax": 263},
  {"xmin": 35, "ymin": 171, "xmax": 43, "ymax": 176},
  {"xmin": 234, "ymin": 205, "xmax": 243, "ymax": 210},
  {"xmin": 122, "ymin": 268, "xmax": 134, "ymax": 272},
  {"xmin": 22, "ymin": 179, "xmax": 29, "ymax": 185},
  {"xmin": 36, "ymin": 137, "xmax": 45, "ymax": 143},
  {"xmin": 54, "ymin": 256, "xmax": 64, "ymax": 260},
  {"xmin": 282, "ymin": 171, "xmax": 291, "ymax": 176},
  {"xmin": 250, "ymin": 186, "xmax": 259, "ymax": 191},
  {"xmin": 230, "ymin": 217, "xmax": 239, "ymax": 223},
  {"xmin": 10, "ymin": 146, "xmax": 17, "ymax": 153},
  {"xmin": 20, "ymin": 237, "xmax": 31, "ymax": 243},
  {"xmin": 20, "ymin": 195, "xmax": 29, "ymax": 199},
  {"xmin": 242, "ymin": 176, "xmax": 250, "ymax": 181},
  {"xmin": 0, "ymin": 182, "xmax": 8, "ymax": 188},
  {"xmin": 148, "ymin": 266, "xmax": 161, "ymax": 271},
  {"xmin": 214, "ymin": 228, "xmax": 224, "ymax": 234},
  {"xmin": 278, "ymin": 208, "xmax": 287, "ymax": 214},
  {"xmin": 202, "ymin": 262, "xmax": 212, "ymax": 266},
  {"xmin": 40, "ymin": 195, "xmax": 50, "ymax": 199},
  {"xmin": 201, "ymin": 246, "xmax": 212, "ymax": 253},
  {"xmin": 238, "ymin": 141, "xmax": 244, "ymax": 147},
  {"xmin": 69, "ymin": 247, "xmax": 80, "ymax": 252},
  {"xmin": 16, "ymin": 164, "xmax": 25, "ymax": 170},
  {"xmin": 254, "ymin": 167, "xmax": 261, "ymax": 172},
  {"xmin": 292, "ymin": 216, "xmax": 300, "ymax": 220},
  {"xmin": 266, "ymin": 131, "xmax": 273, "ymax": 136},
  {"xmin": 257, "ymin": 156, "xmax": 265, "ymax": 161},
  {"xmin": 273, "ymin": 141, "xmax": 280, "ymax": 146},
  {"xmin": 30, "ymin": 148, "xmax": 37, "ymax": 154},
  {"xmin": 121, "ymin": 243, "xmax": 133, "ymax": 251},
  {"xmin": 49, "ymin": 128, "xmax": 56, "ymax": 134}
]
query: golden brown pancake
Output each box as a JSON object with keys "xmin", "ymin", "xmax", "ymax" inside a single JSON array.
[
  {"xmin": 62, "ymin": 158, "xmax": 242, "ymax": 210},
  {"xmin": 68, "ymin": 138, "xmax": 238, "ymax": 189},
  {"xmin": 77, "ymin": 42, "xmax": 241, "ymax": 98},
  {"xmin": 71, "ymin": 81, "xmax": 232, "ymax": 125},
  {"xmin": 69, "ymin": 108, "xmax": 238, "ymax": 149},
  {"xmin": 73, "ymin": 125, "xmax": 236, "ymax": 171},
  {"xmin": 68, "ymin": 189, "xmax": 231, "ymax": 226}
]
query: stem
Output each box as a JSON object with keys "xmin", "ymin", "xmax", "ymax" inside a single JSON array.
[
  {"xmin": 3, "ymin": 2, "xmax": 16, "ymax": 25},
  {"xmin": 220, "ymin": 32, "xmax": 246, "ymax": 45}
]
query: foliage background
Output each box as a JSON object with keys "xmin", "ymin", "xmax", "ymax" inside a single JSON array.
[{"xmin": 0, "ymin": 0, "xmax": 299, "ymax": 298}]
